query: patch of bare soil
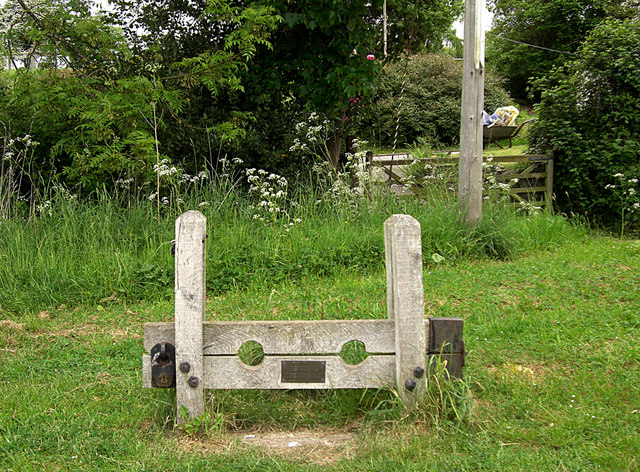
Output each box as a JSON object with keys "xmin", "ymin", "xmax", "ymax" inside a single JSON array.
[
  {"xmin": 488, "ymin": 362, "xmax": 548, "ymax": 384},
  {"xmin": 27, "ymin": 323, "xmax": 142, "ymax": 343},
  {"xmin": 238, "ymin": 430, "xmax": 356, "ymax": 465},
  {"xmin": 174, "ymin": 430, "xmax": 356, "ymax": 465},
  {"xmin": 0, "ymin": 320, "xmax": 24, "ymax": 331}
]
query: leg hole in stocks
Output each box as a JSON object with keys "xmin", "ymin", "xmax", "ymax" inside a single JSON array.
[
  {"xmin": 238, "ymin": 340, "xmax": 265, "ymax": 366},
  {"xmin": 339, "ymin": 340, "xmax": 369, "ymax": 365}
]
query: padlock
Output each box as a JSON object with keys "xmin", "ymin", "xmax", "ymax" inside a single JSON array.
[{"xmin": 151, "ymin": 342, "xmax": 176, "ymax": 388}]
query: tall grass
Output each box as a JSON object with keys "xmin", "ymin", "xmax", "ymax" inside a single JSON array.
[{"xmin": 0, "ymin": 175, "xmax": 586, "ymax": 315}]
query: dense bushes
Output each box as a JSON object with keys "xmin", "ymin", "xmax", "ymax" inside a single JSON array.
[
  {"xmin": 529, "ymin": 18, "xmax": 640, "ymax": 232},
  {"xmin": 356, "ymin": 54, "xmax": 512, "ymax": 148}
]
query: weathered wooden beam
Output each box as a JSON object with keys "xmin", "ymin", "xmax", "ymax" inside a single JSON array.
[
  {"xmin": 174, "ymin": 211, "xmax": 206, "ymax": 422},
  {"xmin": 372, "ymin": 155, "xmax": 551, "ymax": 165},
  {"xmin": 372, "ymin": 158, "xmax": 459, "ymax": 166},
  {"xmin": 144, "ymin": 354, "xmax": 395, "ymax": 390},
  {"xmin": 145, "ymin": 319, "xmax": 431, "ymax": 356},
  {"xmin": 459, "ymin": 0, "xmax": 485, "ymax": 227},
  {"xmin": 546, "ymin": 157, "xmax": 554, "ymax": 214},
  {"xmin": 509, "ymin": 187, "xmax": 547, "ymax": 194},
  {"xmin": 487, "ymin": 155, "xmax": 551, "ymax": 162},
  {"xmin": 384, "ymin": 215, "xmax": 426, "ymax": 409},
  {"xmin": 494, "ymin": 173, "xmax": 547, "ymax": 181}
]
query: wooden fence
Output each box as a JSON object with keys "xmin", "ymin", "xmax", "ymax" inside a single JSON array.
[
  {"xmin": 369, "ymin": 153, "xmax": 554, "ymax": 212},
  {"xmin": 142, "ymin": 211, "xmax": 466, "ymax": 423}
]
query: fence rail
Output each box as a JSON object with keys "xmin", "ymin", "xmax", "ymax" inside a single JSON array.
[{"xmin": 368, "ymin": 153, "xmax": 554, "ymax": 212}]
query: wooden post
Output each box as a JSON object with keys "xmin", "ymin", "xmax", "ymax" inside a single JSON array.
[
  {"xmin": 384, "ymin": 215, "xmax": 426, "ymax": 409},
  {"xmin": 383, "ymin": 0, "xmax": 388, "ymax": 57},
  {"xmin": 546, "ymin": 156, "xmax": 554, "ymax": 214},
  {"xmin": 174, "ymin": 211, "xmax": 206, "ymax": 422},
  {"xmin": 459, "ymin": 0, "xmax": 485, "ymax": 227}
]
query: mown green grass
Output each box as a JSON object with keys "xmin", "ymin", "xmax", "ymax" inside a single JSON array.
[{"xmin": 1, "ymin": 236, "xmax": 638, "ymax": 471}]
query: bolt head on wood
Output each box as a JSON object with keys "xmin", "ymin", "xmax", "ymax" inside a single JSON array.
[
  {"xmin": 187, "ymin": 376, "xmax": 200, "ymax": 388},
  {"xmin": 413, "ymin": 366, "xmax": 425, "ymax": 378},
  {"xmin": 405, "ymin": 379, "xmax": 417, "ymax": 392},
  {"xmin": 179, "ymin": 362, "xmax": 191, "ymax": 373}
]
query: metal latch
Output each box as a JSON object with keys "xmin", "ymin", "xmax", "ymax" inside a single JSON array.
[
  {"xmin": 151, "ymin": 342, "xmax": 176, "ymax": 388},
  {"xmin": 428, "ymin": 317, "xmax": 467, "ymax": 379}
]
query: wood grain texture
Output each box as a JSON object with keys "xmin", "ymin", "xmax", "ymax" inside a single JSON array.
[
  {"xmin": 384, "ymin": 215, "xmax": 426, "ymax": 409},
  {"xmin": 546, "ymin": 158, "xmax": 554, "ymax": 214},
  {"xmin": 144, "ymin": 319, "xmax": 431, "ymax": 355},
  {"xmin": 509, "ymin": 187, "xmax": 547, "ymax": 194},
  {"xmin": 174, "ymin": 210, "xmax": 206, "ymax": 421},
  {"xmin": 202, "ymin": 319, "xmax": 394, "ymax": 355},
  {"xmin": 143, "ymin": 354, "xmax": 395, "ymax": 389},
  {"xmin": 142, "ymin": 355, "xmax": 151, "ymax": 389},
  {"xmin": 459, "ymin": 0, "xmax": 485, "ymax": 226},
  {"xmin": 142, "ymin": 320, "xmax": 434, "ymax": 389},
  {"xmin": 494, "ymin": 172, "xmax": 546, "ymax": 181}
]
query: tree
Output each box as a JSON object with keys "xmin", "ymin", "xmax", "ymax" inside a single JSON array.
[
  {"xmin": 486, "ymin": 0, "xmax": 625, "ymax": 101},
  {"xmin": 356, "ymin": 54, "xmax": 511, "ymax": 148},
  {"xmin": 106, "ymin": 0, "xmax": 464, "ymax": 169},
  {"xmin": 0, "ymin": 0, "xmax": 281, "ymax": 197},
  {"xmin": 529, "ymin": 17, "xmax": 640, "ymax": 231},
  {"xmin": 1, "ymin": 0, "xmax": 130, "ymax": 73},
  {"xmin": 378, "ymin": 0, "xmax": 464, "ymax": 55},
  {"xmin": 249, "ymin": 0, "xmax": 465, "ymax": 166}
]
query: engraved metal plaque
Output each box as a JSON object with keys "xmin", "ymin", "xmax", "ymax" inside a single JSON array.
[{"xmin": 281, "ymin": 360, "xmax": 326, "ymax": 383}]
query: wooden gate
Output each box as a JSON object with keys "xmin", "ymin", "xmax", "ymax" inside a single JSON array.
[
  {"xmin": 369, "ymin": 152, "xmax": 554, "ymax": 212},
  {"xmin": 142, "ymin": 211, "xmax": 465, "ymax": 422}
]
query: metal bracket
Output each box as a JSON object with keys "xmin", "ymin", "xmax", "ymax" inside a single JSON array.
[
  {"xmin": 151, "ymin": 342, "xmax": 176, "ymax": 388},
  {"xmin": 428, "ymin": 317, "xmax": 467, "ymax": 379}
]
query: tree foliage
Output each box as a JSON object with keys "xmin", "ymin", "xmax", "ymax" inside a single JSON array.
[
  {"xmin": 1, "ymin": 0, "xmax": 130, "ymax": 72},
  {"xmin": 106, "ymin": 0, "xmax": 465, "ymax": 167},
  {"xmin": 357, "ymin": 54, "xmax": 512, "ymax": 148},
  {"xmin": 379, "ymin": 0, "xmax": 464, "ymax": 55},
  {"xmin": 0, "ymin": 0, "xmax": 281, "ymax": 196},
  {"xmin": 1, "ymin": 0, "xmax": 468, "ymax": 199},
  {"xmin": 486, "ymin": 0, "xmax": 628, "ymax": 101},
  {"xmin": 529, "ymin": 17, "xmax": 640, "ymax": 230}
]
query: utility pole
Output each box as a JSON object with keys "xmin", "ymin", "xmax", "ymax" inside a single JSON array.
[
  {"xmin": 459, "ymin": 0, "xmax": 485, "ymax": 227},
  {"xmin": 383, "ymin": 0, "xmax": 388, "ymax": 57}
]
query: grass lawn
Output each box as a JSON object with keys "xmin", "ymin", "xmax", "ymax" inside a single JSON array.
[
  {"xmin": 483, "ymin": 144, "xmax": 527, "ymax": 156},
  {"xmin": 1, "ymin": 235, "xmax": 638, "ymax": 470}
]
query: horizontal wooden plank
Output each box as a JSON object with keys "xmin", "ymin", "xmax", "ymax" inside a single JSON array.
[
  {"xmin": 379, "ymin": 166, "xmax": 408, "ymax": 184},
  {"xmin": 373, "ymin": 158, "xmax": 458, "ymax": 166},
  {"xmin": 485, "ymin": 155, "xmax": 551, "ymax": 163},
  {"xmin": 510, "ymin": 200, "xmax": 548, "ymax": 207},
  {"xmin": 509, "ymin": 187, "xmax": 547, "ymax": 194},
  {"xmin": 372, "ymin": 153, "xmax": 412, "ymax": 160},
  {"xmin": 494, "ymin": 172, "xmax": 547, "ymax": 181},
  {"xmin": 142, "ymin": 354, "xmax": 395, "ymax": 389},
  {"xmin": 144, "ymin": 319, "xmax": 431, "ymax": 355},
  {"xmin": 142, "ymin": 355, "xmax": 151, "ymax": 388},
  {"xmin": 372, "ymin": 154, "xmax": 551, "ymax": 166}
]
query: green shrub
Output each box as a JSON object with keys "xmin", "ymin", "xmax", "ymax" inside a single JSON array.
[
  {"xmin": 356, "ymin": 54, "xmax": 512, "ymax": 148},
  {"xmin": 529, "ymin": 18, "xmax": 640, "ymax": 233}
]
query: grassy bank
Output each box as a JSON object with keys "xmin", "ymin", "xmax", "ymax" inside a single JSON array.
[
  {"xmin": 0, "ymin": 182, "xmax": 582, "ymax": 315},
  {"xmin": 0, "ymin": 236, "xmax": 638, "ymax": 470}
]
